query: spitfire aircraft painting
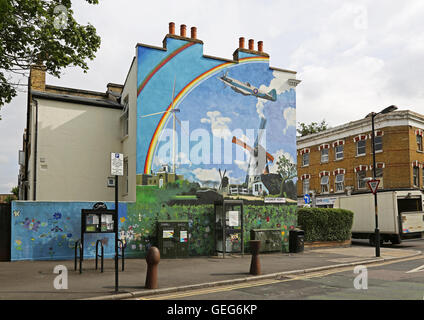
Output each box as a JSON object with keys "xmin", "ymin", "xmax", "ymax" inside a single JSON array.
[{"xmin": 219, "ymin": 71, "xmax": 277, "ymax": 101}]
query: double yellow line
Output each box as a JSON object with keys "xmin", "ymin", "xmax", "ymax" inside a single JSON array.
[{"xmin": 137, "ymin": 254, "xmax": 424, "ymax": 300}]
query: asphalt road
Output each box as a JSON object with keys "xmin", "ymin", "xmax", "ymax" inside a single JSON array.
[{"xmin": 139, "ymin": 239, "xmax": 424, "ymax": 300}]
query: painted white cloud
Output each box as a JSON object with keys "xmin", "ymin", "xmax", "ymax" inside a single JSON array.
[
  {"xmin": 268, "ymin": 149, "xmax": 295, "ymax": 174},
  {"xmin": 255, "ymin": 70, "xmax": 293, "ymax": 119},
  {"xmin": 200, "ymin": 110, "xmax": 232, "ymax": 140},
  {"xmin": 283, "ymin": 107, "xmax": 296, "ymax": 134},
  {"xmin": 193, "ymin": 167, "xmax": 221, "ymax": 183}
]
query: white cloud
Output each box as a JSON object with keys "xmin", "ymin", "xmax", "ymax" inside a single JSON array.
[
  {"xmin": 283, "ymin": 107, "xmax": 296, "ymax": 134},
  {"xmin": 269, "ymin": 149, "xmax": 295, "ymax": 174},
  {"xmin": 0, "ymin": 155, "xmax": 8, "ymax": 164},
  {"xmin": 200, "ymin": 110, "xmax": 232, "ymax": 140},
  {"xmin": 193, "ymin": 167, "xmax": 221, "ymax": 183}
]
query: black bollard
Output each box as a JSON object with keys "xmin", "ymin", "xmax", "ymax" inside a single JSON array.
[{"xmin": 249, "ymin": 240, "xmax": 261, "ymax": 275}]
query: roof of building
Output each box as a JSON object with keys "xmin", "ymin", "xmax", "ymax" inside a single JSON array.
[
  {"xmin": 297, "ymin": 109, "xmax": 424, "ymax": 148},
  {"xmin": 32, "ymin": 90, "xmax": 123, "ymax": 109}
]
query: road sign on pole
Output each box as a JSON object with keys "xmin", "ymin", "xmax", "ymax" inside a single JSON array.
[
  {"xmin": 367, "ymin": 179, "xmax": 380, "ymax": 194},
  {"xmin": 111, "ymin": 153, "xmax": 124, "ymax": 176},
  {"xmin": 304, "ymin": 194, "xmax": 311, "ymax": 204}
]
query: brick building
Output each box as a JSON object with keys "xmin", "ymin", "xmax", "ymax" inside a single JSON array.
[{"xmin": 297, "ymin": 109, "xmax": 424, "ymax": 206}]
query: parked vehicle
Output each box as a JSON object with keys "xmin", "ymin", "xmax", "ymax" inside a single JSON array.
[{"xmin": 335, "ymin": 190, "xmax": 424, "ymax": 245}]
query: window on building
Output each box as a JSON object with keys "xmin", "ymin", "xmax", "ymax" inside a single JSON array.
[
  {"xmin": 335, "ymin": 174, "xmax": 344, "ymax": 192},
  {"xmin": 321, "ymin": 175, "xmax": 329, "ymax": 193},
  {"xmin": 357, "ymin": 170, "xmax": 366, "ymax": 189},
  {"xmin": 374, "ymin": 136, "xmax": 383, "ymax": 152},
  {"xmin": 413, "ymin": 167, "xmax": 419, "ymax": 187},
  {"xmin": 120, "ymin": 95, "xmax": 129, "ymax": 138},
  {"xmin": 302, "ymin": 153, "xmax": 309, "ymax": 166},
  {"xmin": 335, "ymin": 145, "xmax": 344, "ymax": 160},
  {"xmin": 303, "ymin": 179, "xmax": 310, "ymax": 195},
  {"xmin": 375, "ymin": 167, "xmax": 384, "ymax": 188},
  {"xmin": 417, "ymin": 135, "xmax": 423, "ymax": 152},
  {"xmin": 357, "ymin": 140, "xmax": 366, "ymax": 156},
  {"xmin": 321, "ymin": 148, "xmax": 329, "ymax": 163}
]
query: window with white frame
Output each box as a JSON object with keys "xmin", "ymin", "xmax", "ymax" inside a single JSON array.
[
  {"xmin": 413, "ymin": 166, "xmax": 420, "ymax": 187},
  {"xmin": 374, "ymin": 136, "xmax": 383, "ymax": 152},
  {"xmin": 303, "ymin": 178, "xmax": 310, "ymax": 195},
  {"xmin": 335, "ymin": 145, "xmax": 344, "ymax": 160},
  {"xmin": 321, "ymin": 175, "xmax": 329, "ymax": 193},
  {"xmin": 357, "ymin": 140, "xmax": 366, "ymax": 156},
  {"xmin": 357, "ymin": 170, "xmax": 367, "ymax": 189},
  {"xmin": 422, "ymin": 167, "xmax": 424, "ymax": 187},
  {"xmin": 335, "ymin": 174, "xmax": 344, "ymax": 192},
  {"xmin": 321, "ymin": 148, "xmax": 329, "ymax": 163},
  {"xmin": 120, "ymin": 95, "xmax": 129, "ymax": 138},
  {"xmin": 302, "ymin": 152, "xmax": 309, "ymax": 166},
  {"xmin": 417, "ymin": 135, "xmax": 423, "ymax": 152}
]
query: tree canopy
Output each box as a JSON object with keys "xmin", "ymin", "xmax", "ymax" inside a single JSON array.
[
  {"xmin": 275, "ymin": 154, "xmax": 297, "ymax": 196},
  {"xmin": 0, "ymin": 0, "xmax": 101, "ymax": 116},
  {"xmin": 297, "ymin": 120, "xmax": 329, "ymax": 137}
]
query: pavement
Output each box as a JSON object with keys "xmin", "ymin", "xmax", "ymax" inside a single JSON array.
[{"xmin": 0, "ymin": 244, "xmax": 421, "ymax": 300}]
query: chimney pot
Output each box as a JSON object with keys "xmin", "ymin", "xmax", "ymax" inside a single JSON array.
[
  {"xmin": 258, "ymin": 41, "xmax": 263, "ymax": 52},
  {"xmin": 248, "ymin": 39, "xmax": 254, "ymax": 51},
  {"xmin": 180, "ymin": 24, "xmax": 187, "ymax": 37},
  {"xmin": 169, "ymin": 22, "xmax": 175, "ymax": 35},
  {"xmin": 239, "ymin": 37, "xmax": 245, "ymax": 49},
  {"xmin": 191, "ymin": 26, "xmax": 197, "ymax": 39}
]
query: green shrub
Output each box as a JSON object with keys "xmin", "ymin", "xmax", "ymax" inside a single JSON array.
[{"xmin": 297, "ymin": 208, "xmax": 354, "ymax": 242}]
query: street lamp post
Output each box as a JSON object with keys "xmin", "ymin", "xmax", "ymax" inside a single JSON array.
[{"xmin": 369, "ymin": 105, "xmax": 398, "ymax": 257}]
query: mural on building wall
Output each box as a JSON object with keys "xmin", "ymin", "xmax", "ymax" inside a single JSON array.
[{"xmin": 124, "ymin": 35, "xmax": 299, "ymax": 257}]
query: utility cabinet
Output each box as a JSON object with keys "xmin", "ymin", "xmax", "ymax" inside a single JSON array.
[
  {"xmin": 157, "ymin": 220, "xmax": 189, "ymax": 258},
  {"xmin": 250, "ymin": 229, "xmax": 282, "ymax": 253}
]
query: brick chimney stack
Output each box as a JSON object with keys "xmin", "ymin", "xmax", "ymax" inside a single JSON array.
[
  {"xmin": 180, "ymin": 24, "xmax": 187, "ymax": 37},
  {"xmin": 257, "ymin": 41, "xmax": 263, "ymax": 52},
  {"xmin": 248, "ymin": 39, "xmax": 254, "ymax": 51},
  {"xmin": 191, "ymin": 26, "xmax": 197, "ymax": 39},
  {"xmin": 30, "ymin": 65, "xmax": 46, "ymax": 91},
  {"xmin": 169, "ymin": 22, "xmax": 175, "ymax": 35},
  {"xmin": 239, "ymin": 37, "xmax": 245, "ymax": 49}
]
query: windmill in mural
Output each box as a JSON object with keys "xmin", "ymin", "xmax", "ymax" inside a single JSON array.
[
  {"xmin": 231, "ymin": 117, "xmax": 274, "ymax": 191},
  {"xmin": 218, "ymin": 168, "xmax": 229, "ymax": 192}
]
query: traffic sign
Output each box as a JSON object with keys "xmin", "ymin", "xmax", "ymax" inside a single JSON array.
[
  {"xmin": 367, "ymin": 179, "xmax": 380, "ymax": 194},
  {"xmin": 303, "ymin": 194, "xmax": 311, "ymax": 204},
  {"xmin": 111, "ymin": 153, "xmax": 124, "ymax": 176}
]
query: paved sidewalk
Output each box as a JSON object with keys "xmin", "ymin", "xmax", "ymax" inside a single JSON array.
[{"xmin": 0, "ymin": 246, "xmax": 420, "ymax": 300}]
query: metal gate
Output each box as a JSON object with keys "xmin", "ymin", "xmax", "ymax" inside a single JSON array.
[{"xmin": 0, "ymin": 203, "xmax": 11, "ymax": 261}]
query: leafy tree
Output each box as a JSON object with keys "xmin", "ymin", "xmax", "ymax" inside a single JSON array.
[
  {"xmin": 11, "ymin": 186, "xmax": 19, "ymax": 198},
  {"xmin": 0, "ymin": 0, "xmax": 101, "ymax": 117},
  {"xmin": 275, "ymin": 154, "xmax": 297, "ymax": 196},
  {"xmin": 297, "ymin": 120, "xmax": 329, "ymax": 137}
]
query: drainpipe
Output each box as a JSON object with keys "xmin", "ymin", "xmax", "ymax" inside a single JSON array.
[
  {"xmin": 24, "ymin": 77, "xmax": 31, "ymax": 200},
  {"xmin": 32, "ymin": 99, "xmax": 39, "ymax": 201}
]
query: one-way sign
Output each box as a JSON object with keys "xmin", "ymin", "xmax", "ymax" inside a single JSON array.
[{"xmin": 367, "ymin": 179, "xmax": 380, "ymax": 194}]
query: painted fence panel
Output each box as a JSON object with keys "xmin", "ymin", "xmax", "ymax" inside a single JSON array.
[{"xmin": 11, "ymin": 201, "xmax": 127, "ymax": 261}]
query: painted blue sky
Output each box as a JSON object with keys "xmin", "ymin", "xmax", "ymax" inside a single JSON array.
[{"xmin": 153, "ymin": 62, "xmax": 297, "ymax": 185}]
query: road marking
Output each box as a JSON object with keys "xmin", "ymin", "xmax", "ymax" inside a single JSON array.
[
  {"xmin": 406, "ymin": 264, "xmax": 424, "ymax": 274},
  {"xmin": 137, "ymin": 255, "xmax": 424, "ymax": 300}
]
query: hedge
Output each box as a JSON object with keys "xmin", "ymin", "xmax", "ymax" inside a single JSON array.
[{"xmin": 297, "ymin": 208, "xmax": 354, "ymax": 242}]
